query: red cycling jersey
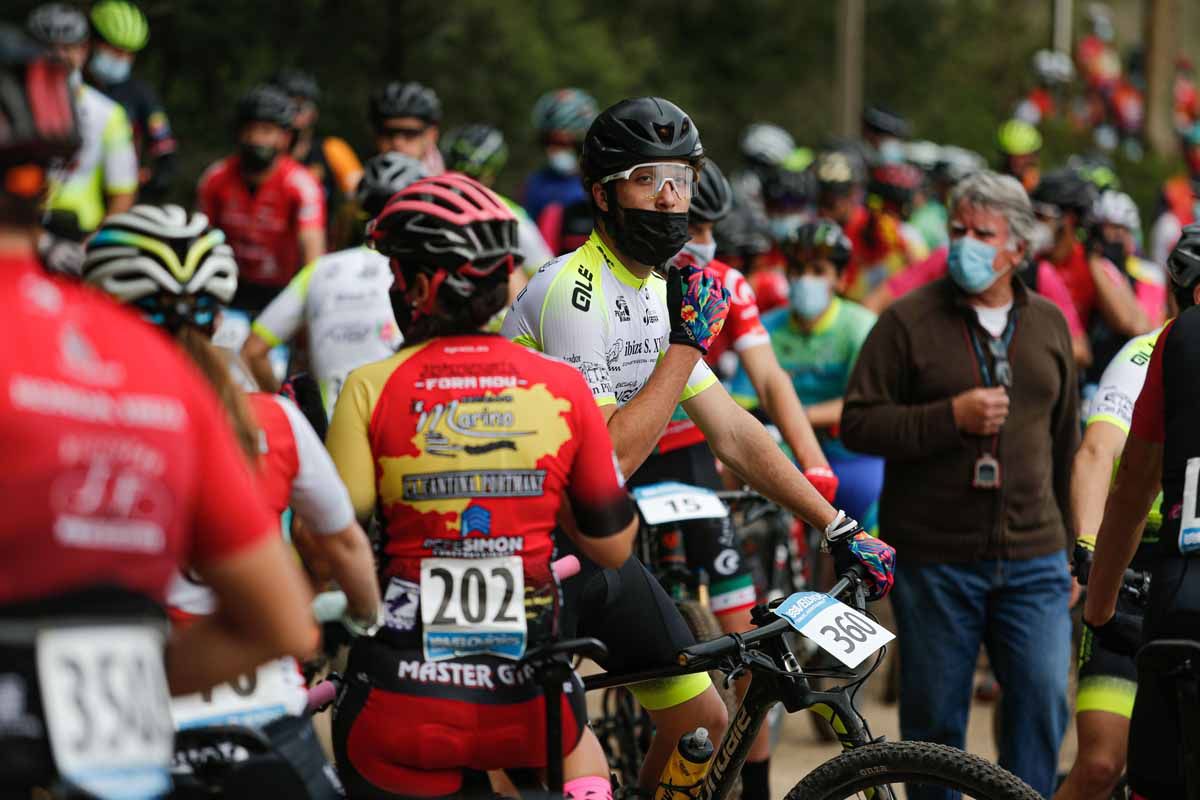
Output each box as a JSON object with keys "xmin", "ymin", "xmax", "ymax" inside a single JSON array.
[
  {"xmin": 0, "ymin": 256, "xmax": 274, "ymax": 608},
  {"xmin": 197, "ymin": 154, "xmax": 325, "ymax": 288},
  {"xmin": 247, "ymin": 392, "xmax": 300, "ymax": 518}
]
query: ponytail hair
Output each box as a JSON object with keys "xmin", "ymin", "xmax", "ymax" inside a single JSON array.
[{"xmin": 175, "ymin": 325, "xmax": 261, "ymax": 462}]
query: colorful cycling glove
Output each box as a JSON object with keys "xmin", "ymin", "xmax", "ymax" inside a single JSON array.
[
  {"xmin": 833, "ymin": 531, "xmax": 897, "ymax": 602},
  {"xmin": 666, "ymin": 262, "xmax": 731, "ymax": 354}
]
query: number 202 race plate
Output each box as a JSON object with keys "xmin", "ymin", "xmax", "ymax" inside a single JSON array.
[
  {"xmin": 773, "ymin": 592, "xmax": 895, "ymax": 668},
  {"xmin": 420, "ymin": 555, "xmax": 527, "ymax": 662},
  {"xmin": 36, "ymin": 624, "xmax": 174, "ymax": 800}
]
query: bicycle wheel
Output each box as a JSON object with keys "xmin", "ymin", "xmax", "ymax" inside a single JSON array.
[
  {"xmin": 787, "ymin": 741, "xmax": 1042, "ymax": 800},
  {"xmin": 593, "ymin": 686, "xmax": 650, "ymax": 789}
]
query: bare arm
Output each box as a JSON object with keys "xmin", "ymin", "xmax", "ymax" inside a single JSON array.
[
  {"xmin": 292, "ymin": 520, "xmax": 380, "ymax": 621},
  {"xmin": 1071, "ymin": 421, "xmax": 1125, "ymax": 540},
  {"xmin": 806, "ymin": 399, "xmax": 845, "ymax": 430},
  {"xmin": 686, "ymin": 383, "xmax": 838, "ymax": 530},
  {"xmin": 240, "ymin": 331, "xmax": 280, "ymax": 393},
  {"xmin": 166, "ymin": 535, "xmax": 319, "ymax": 695},
  {"xmin": 507, "ymin": 267, "xmax": 529, "ymax": 306},
  {"xmin": 602, "ymin": 345, "xmax": 701, "ymax": 477},
  {"xmin": 105, "ymin": 191, "xmax": 135, "ymax": 217},
  {"xmin": 739, "ymin": 342, "xmax": 828, "ymax": 470},
  {"xmin": 298, "ymin": 227, "xmax": 326, "ymax": 266},
  {"xmin": 1090, "ymin": 256, "xmax": 1150, "ymax": 337},
  {"xmin": 1083, "ymin": 434, "xmax": 1162, "ymax": 626}
]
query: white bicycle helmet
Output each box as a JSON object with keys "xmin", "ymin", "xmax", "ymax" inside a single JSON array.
[
  {"xmin": 740, "ymin": 123, "xmax": 796, "ymax": 168},
  {"xmin": 83, "ymin": 204, "xmax": 237, "ymax": 330},
  {"xmin": 1092, "ymin": 190, "xmax": 1140, "ymax": 234}
]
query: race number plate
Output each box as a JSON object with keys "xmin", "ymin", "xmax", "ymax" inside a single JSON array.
[
  {"xmin": 1180, "ymin": 457, "xmax": 1200, "ymax": 554},
  {"xmin": 36, "ymin": 625, "xmax": 173, "ymax": 800},
  {"xmin": 632, "ymin": 481, "xmax": 729, "ymax": 526},
  {"xmin": 772, "ymin": 592, "xmax": 895, "ymax": 668},
  {"xmin": 420, "ymin": 556, "xmax": 527, "ymax": 661},
  {"xmin": 170, "ymin": 657, "xmax": 306, "ymax": 731}
]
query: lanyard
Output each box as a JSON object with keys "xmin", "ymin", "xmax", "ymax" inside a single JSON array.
[{"xmin": 966, "ymin": 308, "xmax": 1018, "ymax": 388}]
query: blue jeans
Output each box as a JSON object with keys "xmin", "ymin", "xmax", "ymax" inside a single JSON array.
[{"xmin": 889, "ymin": 552, "xmax": 1072, "ymax": 799}]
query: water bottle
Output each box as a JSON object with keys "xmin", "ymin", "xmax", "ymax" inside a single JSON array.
[{"xmin": 655, "ymin": 727, "xmax": 716, "ymax": 799}]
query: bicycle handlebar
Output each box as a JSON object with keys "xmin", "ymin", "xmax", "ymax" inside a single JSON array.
[{"xmin": 677, "ymin": 564, "xmax": 866, "ymax": 667}]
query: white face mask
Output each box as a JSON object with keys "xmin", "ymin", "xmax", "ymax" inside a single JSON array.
[
  {"xmin": 789, "ymin": 275, "xmax": 833, "ymax": 320},
  {"xmin": 679, "ymin": 240, "xmax": 717, "ymax": 267},
  {"xmin": 89, "ymin": 49, "xmax": 132, "ymax": 84},
  {"xmin": 547, "ymin": 149, "xmax": 579, "ymax": 175}
]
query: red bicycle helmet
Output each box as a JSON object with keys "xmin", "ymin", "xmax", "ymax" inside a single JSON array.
[{"xmin": 367, "ymin": 173, "xmax": 520, "ymax": 309}]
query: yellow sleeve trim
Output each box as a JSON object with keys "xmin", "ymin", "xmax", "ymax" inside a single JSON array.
[
  {"xmin": 678, "ymin": 371, "xmax": 718, "ymax": 403},
  {"xmin": 1084, "ymin": 413, "xmax": 1131, "ymax": 436},
  {"xmin": 594, "ymin": 395, "xmax": 618, "ymax": 407},
  {"xmin": 250, "ymin": 320, "xmax": 283, "ymax": 348}
]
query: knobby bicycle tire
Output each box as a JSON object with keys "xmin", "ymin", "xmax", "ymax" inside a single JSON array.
[{"xmin": 786, "ymin": 741, "xmax": 1042, "ymax": 800}]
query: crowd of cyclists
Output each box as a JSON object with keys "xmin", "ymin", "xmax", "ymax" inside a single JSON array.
[{"xmin": 5, "ymin": 1, "xmax": 1200, "ymax": 799}]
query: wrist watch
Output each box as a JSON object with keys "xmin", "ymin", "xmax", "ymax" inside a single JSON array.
[{"xmin": 343, "ymin": 605, "xmax": 384, "ymax": 638}]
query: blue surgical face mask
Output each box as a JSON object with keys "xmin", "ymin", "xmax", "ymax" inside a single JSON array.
[
  {"xmin": 789, "ymin": 275, "xmax": 832, "ymax": 321},
  {"xmin": 947, "ymin": 236, "xmax": 1002, "ymax": 294},
  {"xmin": 89, "ymin": 49, "xmax": 132, "ymax": 85},
  {"xmin": 679, "ymin": 239, "xmax": 717, "ymax": 267}
]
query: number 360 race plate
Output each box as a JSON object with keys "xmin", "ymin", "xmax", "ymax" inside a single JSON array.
[{"xmin": 773, "ymin": 592, "xmax": 895, "ymax": 668}]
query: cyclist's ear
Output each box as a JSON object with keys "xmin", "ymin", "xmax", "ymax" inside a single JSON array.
[{"xmin": 591, "ymin": 181, "xmax": 609, "ymax": 213}]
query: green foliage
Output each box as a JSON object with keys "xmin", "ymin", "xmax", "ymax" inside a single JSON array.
[{"xmin": 2, "ymin": 0, "xmax": 1190, "ymax": 210}]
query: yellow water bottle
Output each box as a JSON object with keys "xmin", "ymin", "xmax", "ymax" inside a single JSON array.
[{"xmin": 656, "ymin": 727, "xmax": 716, "ymax": 800}]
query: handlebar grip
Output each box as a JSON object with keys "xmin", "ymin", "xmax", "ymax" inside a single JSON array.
[
  {"xmin": 305, "ymin": 679, "xmax": 338, "ymax": 714},
  {"xmin": 551, "ymin": 555, "xmax": 580, "ymax": 582},
  {"xmin": 678, "ymin": 632, "xmax": 740, "ymax": 666}
]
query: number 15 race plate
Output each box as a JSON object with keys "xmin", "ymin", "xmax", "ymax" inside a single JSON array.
[
  {"xmin": 37, "ymin": 624, "xmax": 174, "ymax": 800},
  {"xmin": 773, "ymin": 592, "xmax": 895, "ymax": 668},
  {"xmin": 632, "ymin": 481, "xmax": 729, "ymax": 526}
]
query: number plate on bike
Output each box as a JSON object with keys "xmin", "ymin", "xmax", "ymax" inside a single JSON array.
[
  {"xmin": 772, "ymin": 592, "xmax": 894, "ymax": 668},
  {"xmin": 169, "ymin": 656, "xmax": 306, "ymax": 731},
  {"xmin": 632, "ymin": 481, "xmax": 729, "ymax": 525},
  {"xmin": 36, "ymin": 624, "xmax": 174, "ymax": 800},
  {"xmin": 420, "ymin": 556, "xmax": 527, "ymax": 661}
]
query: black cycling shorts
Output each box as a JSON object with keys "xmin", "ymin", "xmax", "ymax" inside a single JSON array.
[
  {"xmin": 627, "ymin": 443, "xmax": 757, "ymax": 616},
  {"xmin": 1128, "ymin": 556, "xmax": 1200, "ymax": 798},
  {"xmin": 1076, "ymin": 592, "xmax": 1140, "ymax": 719}
]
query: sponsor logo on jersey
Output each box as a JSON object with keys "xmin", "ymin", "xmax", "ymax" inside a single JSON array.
[
  {"xmin": 606, "ymin": 339, "xmax": 623, "ymax": 369},
  {"xmin": 395, "ymin": 658, "xmax": 566, "ymax": 691},
  {"xmin": 462, "ymin": 504, "xmax": 492, "ymax": 537},
  {"xmin": 642, "ymin": 308, "xmax": 660, "ymax": 325},
  {"xmin": 615, "ymin": 297, "xmax": 631, "ymax": 322},
  {"xmin": 403, "ymin": 470, "xmax": 548, "ymax": 501},
  {"xmin": 421, "ymin": 536, "xmax": 525, "ymax": 557},
  {"xmin": 383, "ymin": 578, "xmax": 419, "ymax": 632}
]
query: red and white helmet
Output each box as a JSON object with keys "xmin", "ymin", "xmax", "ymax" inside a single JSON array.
[{"xmin": 367, "ymin": 173, "xmax": 520, "ymax": 307}]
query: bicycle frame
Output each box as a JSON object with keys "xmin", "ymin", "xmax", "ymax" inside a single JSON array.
[{"xmin": 582, "ymin": 572, "xmax": 883, "ymax": 800}]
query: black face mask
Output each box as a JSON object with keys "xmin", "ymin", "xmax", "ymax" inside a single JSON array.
[
  {"xmin": 611, "ymin": 206, "xmax": 691, "ymax": 268},
  {"xmin": 1100, "ymin": 239, "xmax": 1127, "ymax": 269},
  {"xmin": 238, "ymin": 142, "xmax": 279, "ymax": 173}
]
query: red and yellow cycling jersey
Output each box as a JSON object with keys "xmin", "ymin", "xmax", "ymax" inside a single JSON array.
[{"xmin": 326, "ymin": 334, "xmax": 633, "ymax": 640}]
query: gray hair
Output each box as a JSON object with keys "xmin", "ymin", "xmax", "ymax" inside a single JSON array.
[{"xmin": 948, "ymin": 170, "xmax": 1037, "ymax": 251}]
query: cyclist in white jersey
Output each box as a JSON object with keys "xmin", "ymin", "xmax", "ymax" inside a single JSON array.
[
  {"xmin": 241, "ymin": 152, "xmax": 425, "ymax": 408},
  {"xmin": 502, "ymin": 96, "xmax": 896, "ymax": 794}
]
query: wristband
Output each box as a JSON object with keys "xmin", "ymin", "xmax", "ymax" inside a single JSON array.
[{"xmin": 342, "ymin": 604, "xmax": 384, "ymax": 638}]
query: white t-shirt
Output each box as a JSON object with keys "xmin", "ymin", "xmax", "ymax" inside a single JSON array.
[{"xmin": 973, "ymin": 301, "xmax": 1013, "ymax": 338}]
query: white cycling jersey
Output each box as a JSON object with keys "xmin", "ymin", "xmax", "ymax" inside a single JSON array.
[
  {"xmin": 501, "ymin": 231, "xmax": 716, "ymax": 407},
  {"xmin": 1086, "ymin": 325, "xmax": 1164, "ymax": 434},
  {"xmin": 251, "ymin": 246, "xmax": 402, "ymax": 414}
]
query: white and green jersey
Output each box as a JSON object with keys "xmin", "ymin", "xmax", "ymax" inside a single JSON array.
[
  {"xmin": 47, "ymin": 84, "xmax": 138, "ymax": 232},
  {"xmin": 1086, "ymin": 326, "xmax": 1164, "ymax": 435},
  {"xmin": 251, "ymin": 246, "xmax": 402, "ymax": 413},
  {"xmin": 501, "ymin": 231, "xmax": 716, "ymax": 407}
]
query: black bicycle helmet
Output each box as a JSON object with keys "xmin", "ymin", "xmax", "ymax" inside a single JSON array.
[
  {"xmin": 27, "ymin": 4, "xmax": 88, "ymax": 46},
  {"xmin": 868, "ymin": 162, "xmax": 923, "ymax": 208},
  {"xmin": 0, "ymin": 24, "xmax": 79, "ymax": 167},
  {"xmin": 714, "ymin": 203, "xmax": 772, "ymax": 260},
  {"xmin": 440, "ymin": 124, "xmax": 509, "ymax": 182},
  {"xmin": 689, "ymin": 159, "xmax": 734, "ymax": 224},
  {"xmin": 355, "ymin": 152, "xmax": 428, "ymax": 218},
  {"xmin": 236, "ymin": 84, "xmax": 296, "ymax": 129},
  {"xmin": 369, "ymin": 81, "xmax": 442, "ymax": 129},
  {"xmin": 862, "ymin": 105, "xmax": 911, "ymax": 140},
  {"xmin": 271, "ymin": 68, "xmax": 320, "ymax": 104},
  {"xmin": 1031, "ymin": 168, "xmax": 1098, "ymax": 218},
  {"xmin": 581, "ymin": 96, "xmax": 703, "ymax": 184},
  {"xmin": 782, "ymin": 218, "xmax": 853, "ymax": 270},
  {"xmin": 1168, "ymin": 223, "xmax": 1200, "ymax": 289}
]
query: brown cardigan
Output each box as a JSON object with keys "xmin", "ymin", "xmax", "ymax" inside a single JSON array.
[{"xmin": 841, "ymin": 276, "xmax": 1079, "ymax": 563}]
